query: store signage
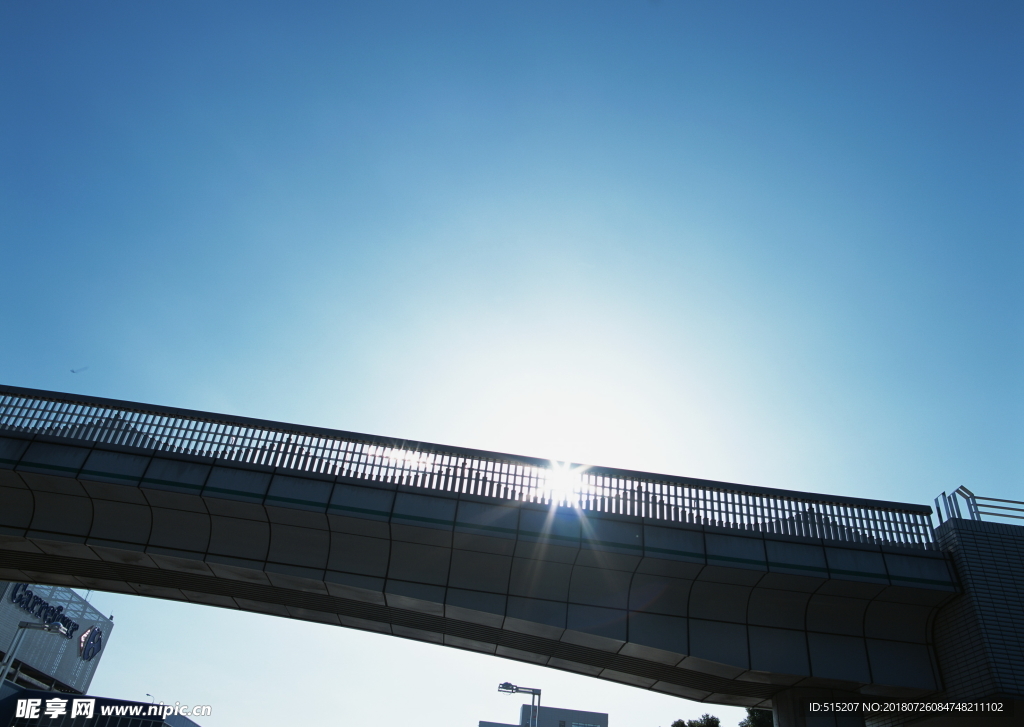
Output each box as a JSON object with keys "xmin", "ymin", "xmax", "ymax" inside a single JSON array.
[
  {"xmin": 8, "ymin": 583, "xmax": 81, "ymax": 642},
  {"xmin": 78, "ymin": 626, "xmax": 103, "ymax": 661}
]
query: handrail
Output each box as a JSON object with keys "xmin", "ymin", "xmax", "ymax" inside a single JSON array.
[
  {"xmin": 936, "ymin": 486, "xmax": 1024, "ymax": 524},
  {"xmin": 0, "ymin": 384, "xmax": 936, "ymax": 549}
]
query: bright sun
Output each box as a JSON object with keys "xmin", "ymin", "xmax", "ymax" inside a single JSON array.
[{"xmin": 545, "ymin": 461, "xmax": 585, "ymax": 505}]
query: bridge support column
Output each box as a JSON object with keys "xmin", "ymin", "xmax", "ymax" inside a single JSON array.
[{"xmin": 772, "ymin": 688, "xmax": 866, "ymax": 727}]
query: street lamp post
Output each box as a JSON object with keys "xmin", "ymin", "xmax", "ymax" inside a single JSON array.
[
  {"xmin": 0, "ymin": 621, "xmax": 69, "ymax": 689},
  {"xmin": 498, "ymin": 682, "xmax": 542, "ymax": 727}
]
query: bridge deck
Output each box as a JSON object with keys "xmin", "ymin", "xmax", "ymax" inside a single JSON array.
[{"xmin": 0, "ymin": 386, "xmax": 957, "ymax": 709}]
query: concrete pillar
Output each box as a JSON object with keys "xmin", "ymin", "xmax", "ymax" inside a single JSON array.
[{"xmin": 772, "ymin": 688, "xmax": 866, "ymax": 727}]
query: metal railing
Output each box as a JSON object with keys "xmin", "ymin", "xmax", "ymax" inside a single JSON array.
[
  {"xmin": 0, "ymin": 385, "xmax": 936, "ymax": 549},
  {"xmin": 935, "ymin": 486, "xmax": 1024, "ymax": 524}
]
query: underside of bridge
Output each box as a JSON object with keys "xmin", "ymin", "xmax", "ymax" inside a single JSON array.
[{"xmin": 0, "ymin": 386, "xmax": 980, "ymax": 724}]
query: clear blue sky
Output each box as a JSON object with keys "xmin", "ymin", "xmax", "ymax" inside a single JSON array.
[{"xmin": 1, "ymin": 2, "xmax": 1021, "ymax": 726}]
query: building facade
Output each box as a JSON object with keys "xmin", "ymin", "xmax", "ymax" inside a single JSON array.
[
  {"xmin": 481, "ymin": 705, "xmax": 608, "ymax": 727},
  {"xmin": 0, "ymin": 583, "xmax": 113, "ymax": 695},
  {"xmin": 0, "ymin": 583, "xmax": 203, "ymax": 727}
]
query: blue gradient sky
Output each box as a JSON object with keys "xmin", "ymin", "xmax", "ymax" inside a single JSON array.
[{"xmin": 1, "ymin": 2, "xmax": 1021, "ymax": 726}]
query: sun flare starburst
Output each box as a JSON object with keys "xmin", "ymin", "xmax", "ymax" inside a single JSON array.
[{"xmin": 544, "ymin": 461, "xmax": 588, "ymax": 506}]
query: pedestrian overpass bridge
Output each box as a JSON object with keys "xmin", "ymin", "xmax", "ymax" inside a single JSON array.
[{"xmin": 0, "ymin": 385, "xmax": 1017, "ymax": 727}]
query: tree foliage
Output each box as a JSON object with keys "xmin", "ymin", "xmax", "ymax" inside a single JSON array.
[
  {"xmin": 667, "ymin": 708, "xmax": 772, "ymax": 727},
  {"xmin": 670, "ymin": 715, "xmax": 720, "ymax": 727},
  {"xmin": 738, "ymin": 708, "xmax": 774, "ymax": 727}
]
